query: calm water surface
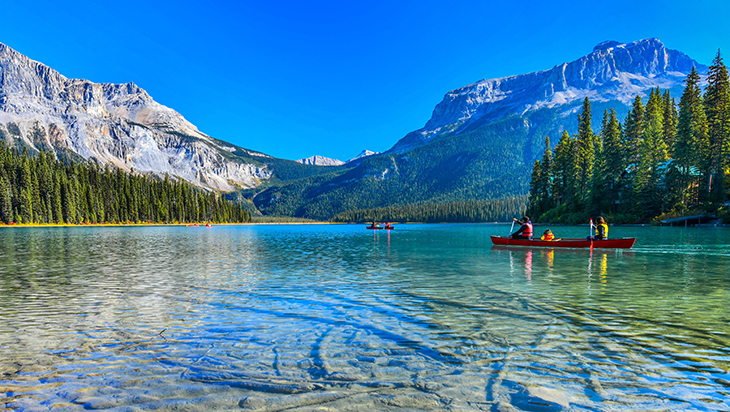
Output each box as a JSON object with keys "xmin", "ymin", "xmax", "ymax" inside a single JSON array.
[{"xmin": 0, "ymin": 224, "xmax": 729, "ymax": 411}]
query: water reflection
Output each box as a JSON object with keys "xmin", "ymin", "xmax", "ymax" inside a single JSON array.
[{"xmin": 498, "ymin": 246, "xmax": 620, "ymax": 292}]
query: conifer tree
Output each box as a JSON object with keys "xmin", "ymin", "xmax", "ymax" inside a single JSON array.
[
  {"xmin": 61, "ymin": 172, "xmax": 76, "ymax": 224},
  {"xmin": 635, "ymin": 89, "xmax": 668, "ymax": 219},
  {"xmin": 704, "ymin": 50, "xmax": 730, "ymax": 203},
  {"xmin": 624, "ymin": 96, "xmax": 645, "ymax": 167},
  {"xmin": 0, "ymin": 174, "xmax": 12, "ymax": 223},
  {"xmin": 590, "ymin": 109, "xmax": 618, "ymax": 213},
  {"xmin": 574, "ymin": 97, "xmax": 595, "ymax": 205},
  {"xmin": 551, "ymin": 130, "xmax": 573, "ymax": 207},
  {"xmin": 662, "ymin": 90, "xmax": 678, "ymax": 155},
  {"xmin": 673, "ymin": 67, "xmax": 709, "ymax": 207},
  {"xmin": 18, "ymin": 155, "xmax": 33, "ymax": 223},
  {"xmin": 538, "ymin": 136, "xmax": 553, "ymax": 214},
  {"xmin": 602, "ymin": 108, "xmax": 625, "ymax": 193},
  {"xmin": 52, "ymin": 172, "xmax": 63, "ymax": 223}
]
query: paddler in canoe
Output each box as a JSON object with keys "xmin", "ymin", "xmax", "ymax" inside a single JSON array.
[
  {"xmin": 493, "ymin": 216, "xmax": 634, "ymax": 248},
  {"xmin": 590, "ymin": 216, "xmax": 608, "ymax": 240},
  {"xmin": 510, "ymin": 216, "xmax": 533, "ymax": 239}
]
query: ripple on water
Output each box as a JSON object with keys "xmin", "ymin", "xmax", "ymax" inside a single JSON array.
[{"xmin": 1, "ymin": 225, "xmax": 729, "ymax": 410}]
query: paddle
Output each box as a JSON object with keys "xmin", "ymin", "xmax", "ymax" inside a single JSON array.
[
  {"xmin": 506, "ymin": 218, "xmax": 517, "ymax": 245},
  {"xmin": 589, "ymin": 218, "xmax": 594, "ymax": 249},
  {"xmin": 508, "ymin": 218, "xmax": 517, "ymax": 237}
]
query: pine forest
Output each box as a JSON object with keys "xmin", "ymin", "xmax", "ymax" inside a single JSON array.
[
  {"xmin": 331, "ymin": 197, "xmax": 528, "ymax": 223},
  {"xmin": 0, "ymin": 142, "xmax": 252, "ymax": 225},
  {"xmin": 527, "ymin": 51, "xmax": 730, "ymax": 224}
]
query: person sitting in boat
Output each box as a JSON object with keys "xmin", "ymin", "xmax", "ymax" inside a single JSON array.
[
  {"xmin": 593, "ymin": 216, "xmax": 608, "ymax": 240},
  {"xmin": 510, "ymin": 216, "xmax": 533, "ymax": 239},
  {"xmin": 540, "ymin": 229, "xmax": 555, "ymax": 241}
]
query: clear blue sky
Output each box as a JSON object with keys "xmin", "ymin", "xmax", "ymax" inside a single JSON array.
[{"xmin": 1, "ymin": 0, "xmax": 728, "ymax": 161}]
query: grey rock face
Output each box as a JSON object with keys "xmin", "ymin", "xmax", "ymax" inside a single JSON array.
[{"xmin": 0, "ymin": 42, "xmax": 271, "ymax": 191}]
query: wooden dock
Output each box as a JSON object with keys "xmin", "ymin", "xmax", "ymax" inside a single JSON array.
[{"xmin": 660, "ymin": 214, "xmax": 718, "ymax": 226}]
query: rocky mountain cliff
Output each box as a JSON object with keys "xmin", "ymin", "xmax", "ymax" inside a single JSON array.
[
  {"xmin": 0, "ymin": 42, "xmax": 273, "ymax": 191},
  {"xmin": 390, "ymin": 38, "xmax": 706, "ymax": 153}
]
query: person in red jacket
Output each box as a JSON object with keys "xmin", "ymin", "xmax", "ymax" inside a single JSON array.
[{"xmin": 510, "ymin": 216, "xmax": 533, "ymax": 239}]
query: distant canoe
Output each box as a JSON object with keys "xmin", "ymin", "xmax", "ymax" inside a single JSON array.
[
  {"xmin": 366, "ymin": 225, "xmax": 394, "ymax": 230},
  {"xmin": 491, "ymin": 236, "xmax": 635, "ymax": 249}
]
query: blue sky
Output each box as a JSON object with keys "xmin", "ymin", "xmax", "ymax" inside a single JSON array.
[{"xmin": 1, "ymin": 0, "xmax": 728, "ymax": 161}]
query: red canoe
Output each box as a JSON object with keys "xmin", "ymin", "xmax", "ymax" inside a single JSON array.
[
  {"xmin": 366, "ymin": 225, "xmax": 395, "ymax": 230},
  {"xmin": 491, "ymin": 236, "xmax": 635, "ymax": 249}
]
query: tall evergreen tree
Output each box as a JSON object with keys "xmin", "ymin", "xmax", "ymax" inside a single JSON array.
[
  {"xmin": 538, "ymin": 136, "xmax": 553, "ymax": 214},
  {"xmin": 662, "ymin": 90, "xmax": 678, "ymax": 155},
  {"xmin": 527, "ymin": 160, "xmax": 542, "ymax": 218},
  {"xmin": 624, "ymin": 95, "xmax": 645, "ymax": 167},
  {"xmin": 672, "ymin": 66, "xmax": 708, "ymax": 209},
  {"xmin": 704, "ymin": 50, "xmax": 730, "ymax": 203},
  {"xmin": 635, "ymin": 89, "xmax": 669, "ymax": 219},
  {"xmin": 574, "ymin": 97, "xmax": 595, "ymax": 206},
  {"xmin": 551, "ymin": 130, "xmax": 573, "ymax": 207},
  {"xmin": 591, "ymin": 109, "xmax": 622, "ymax": 213},
  {"xmin": 18, "ymin": 155, "xmax": 33, "ymax": 223},
  {"xmin": 0, "ymin": 174, "xmax": 12, "ymax": 223}
]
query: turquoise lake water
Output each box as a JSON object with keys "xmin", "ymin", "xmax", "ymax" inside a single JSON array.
[{"xmin": 0, "ymin": 224, "xmax": 729, "ymax": 411}]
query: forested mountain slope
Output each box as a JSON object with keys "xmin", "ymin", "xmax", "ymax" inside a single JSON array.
[{"xmin": 247, "ymin": 39, "xmax": 707, "ymax": 220}]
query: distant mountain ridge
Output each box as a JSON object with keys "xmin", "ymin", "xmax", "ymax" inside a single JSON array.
[
  {"xmin": 297, "ymin": 155, "xmax": 344, "ymax": 166},
  {"xmin": 296, "ymin": 150, "xmax": 379, "ymax": 166}
]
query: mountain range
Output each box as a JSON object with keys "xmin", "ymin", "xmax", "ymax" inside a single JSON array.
[{"xmin": 0, "ymin": 39, "xmax": 707, "ymax": 220}]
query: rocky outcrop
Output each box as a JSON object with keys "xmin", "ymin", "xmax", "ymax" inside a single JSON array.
[
  {"xmin": 0, "ymin": 42, "xmax": 271, "ymax": 191},
  {"xmin": 297, "ymin": 155, "xmax": 345, "ymax": 166}
]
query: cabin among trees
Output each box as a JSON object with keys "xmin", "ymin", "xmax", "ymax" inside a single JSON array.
[{"xmin": 528, "ymin": 51, "xmax": 730, "ymax": 224}]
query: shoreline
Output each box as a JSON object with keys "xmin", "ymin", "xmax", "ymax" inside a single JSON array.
[
  {"xmin": 0, "ymin": 221, "xmax": 336, "ymax": 228},
  {"xmin": 2, "ymin": 221, "xmax": 727, "ymax": 228}
]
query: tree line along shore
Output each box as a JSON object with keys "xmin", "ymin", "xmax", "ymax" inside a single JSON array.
[
  {"xmin": 527, "ymin": 51, "xmax": 730, "ymax": 224},
  {"xmin": 0, "ymin": 141, "xmax": 251, "ymax": 225}
]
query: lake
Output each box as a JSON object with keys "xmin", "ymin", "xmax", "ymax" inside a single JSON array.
[{"xmin": 1, "ymin": 224, "xmax": 729, "ymax": 411}]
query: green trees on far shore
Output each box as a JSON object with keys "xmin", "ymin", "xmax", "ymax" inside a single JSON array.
[
  {"xmin": 0, "ymin": 141, "xmax": 251, "ymax": 224},
  {"xmin": 528, "ymin": 51, "xmax": 730, "ymax": 223},
  {"xmin": 331, "ymin": 197, "xmax": 528, "ymax": 223}
]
